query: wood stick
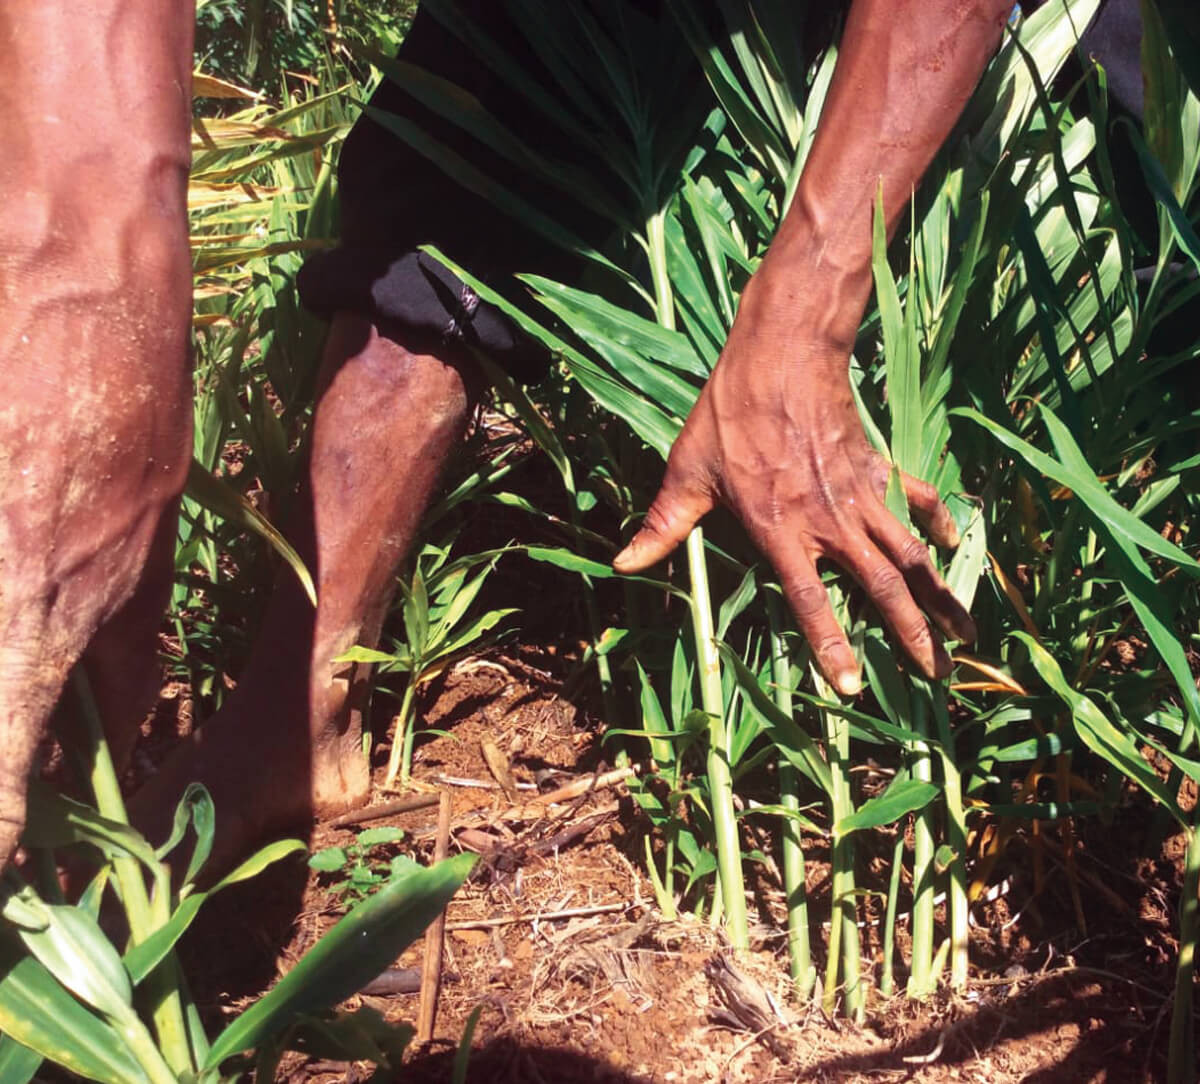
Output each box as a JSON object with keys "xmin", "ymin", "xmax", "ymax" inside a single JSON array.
[
  {"xmin": 530, "ymin": 765, "xmax": 638, "ymax": 806},
  {"xmin": 445, "ymin": 901, "xmax": 631, "ymax": 931},
  {"xmin": 327, "ymin": 792, "xmax": 440, "ymax": 828},
  {"xmin": 417, "ymin": 791, "xmax": 452, "ymax": 1042}
]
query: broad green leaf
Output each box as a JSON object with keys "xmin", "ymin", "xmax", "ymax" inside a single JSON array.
[
  {"xmin": 636, "ymin": 662, "xmax": 677, "ymax": 770},
  {"xmin": 874, "ymin": 190, "xmax": 922, "ymax": 476},
  {"xmin": 954, "ymin": 405, "xmax": 1200, "ymax": 573},
  {"xmin": 12, "ymin": 893, "xmax": 132, "ymax": 1019},
  {"xmin": 0, "ymin": 1034, "xmax": 41, "ymax": 1084},
  {"xmin": 716, "ymin": 565, "xmax": 758, "ymax": 640},
  {"xmin": 1015, "ymin": 633, "xmax": 1184, "ymax": 825},
  {"xmin": 204, "ymin": 853, "xmax": 475, "ymax": 1069},
  {"xmin": 862, "ymin": 634, "xmax": 910, "ymax": 728},
  {"xmin": 835, "ymin": 779, "xmax": 940, "ymax": 835},
  {"xmin": 420, "ymin": 246, "xmax": 679, "ymax": 457},
  {"xmin": 944, "ymin": 505, "xmax": 987, "ymax": 613},
  {"xmin": 1126, "ymin": 121, "xmax": 1200, "ymax": 274},
  {"xmin": 20, "ymin": 783, "xmax": 160, "ymax": 870},
  {"xmin": 309, "ymin": 848, "xmax": 349, "ymax": 873},
  {"xmin": 123, "ymin": 839, "xmax": 304, "ymax": 985},
  {"xmin": 718, "ymin": 645, "xmax": 832, "ymax": 793},
  {"xmin": 333, "ymin": 646, "xmax": 399, "ymax": 666},
  {"xmin": 524, "ymin": 277, "xmax": 706, "ymax": 377},
  {"xmin": 155, "ymin": 783, "xmax": 215, "ymax": 890},
  {"xmin": 0, "ymin": 934, "xmax": 151, "ymax": 1084},
  {"xmin": 522, "ymin": 546, "xmax": 684, "ymax": 599},
  {"xmin": 356, "ymin": 828, "xmax": 405, "ymax": 849}
]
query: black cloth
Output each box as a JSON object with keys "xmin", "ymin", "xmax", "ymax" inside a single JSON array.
[
  {"xmin": 298, "ymin": 1, "xmax": 845, "ymax": 381},
  {"xmin": 298, "ymin": 0, "xmax": 1143, "ymax": 383}
]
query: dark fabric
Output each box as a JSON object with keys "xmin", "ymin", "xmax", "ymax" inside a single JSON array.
[
  {"xmin": 299, "ymin": 0, "xmax": 1145, "ymax": 384},
  {"xmin": 298, "ymin": 248, "xmax": 537, "ymax": 374},
  {"xmin": 298, "ymin": 1, "xmax": 838, "ymax": 383}
]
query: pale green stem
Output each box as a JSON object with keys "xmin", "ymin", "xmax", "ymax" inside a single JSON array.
[
  {"xmin": 1166, "ymin": 821, "xmax": 1198, "ymax": 1084},
  {"xmin": 816, "ymin": 671, "xmax": 862, "ymax": 1021},
  {"xmin": 880, "ymin": 831, "xmax": 905, "ymax": 998},
  {"xmin": 768, "ymin": 597, "xmax": 813, "ymax": 998},
  {"xmin": 906, "ymin": 686, "xmax": 936, "ymax": 999},
  {"xmin": 72, "ymin": 671, "xmax": 192, "ymax": 1076},
  {"xmin": 582, "ymin": 577, "xmax": 618, "ymax": 727},
  {"xmin": 933, "ymin": 687, "xmax": 969, "ymax": 990},
  {"xmin": 390, "ymin": 676, "xmax": 418, "ymax": 787},
  {"xmin": 646, "ymin": 205, "xmax": 748, "ymax": 950}
]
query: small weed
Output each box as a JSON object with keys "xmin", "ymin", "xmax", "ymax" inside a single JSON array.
[{"xmin": 308, "ymin": 827, "xmax": 418, "ymax": 901}]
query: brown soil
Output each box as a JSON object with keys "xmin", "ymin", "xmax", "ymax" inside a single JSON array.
[{"xmin": 170, "ymin": 647, "xmax": 1191, "ymax": 1084}]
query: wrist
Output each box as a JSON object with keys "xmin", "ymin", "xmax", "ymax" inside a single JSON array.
[{"xmin": 737, "ymin": 246, "xmax": 870, "ymax": 363}]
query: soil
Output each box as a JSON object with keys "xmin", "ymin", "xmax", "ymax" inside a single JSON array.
[
  {"xmin": 135, "ymin": 418, "xmax": 1196, "ymax": 1083},
  {"xmin": 168, "ymin": 643, "xmax": 1193, "ymax": 1084}
]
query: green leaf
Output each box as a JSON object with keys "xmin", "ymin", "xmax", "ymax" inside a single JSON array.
[
  {"xmin": 20, "ymin": 782, "xmax": 160, "ymax": 871},
  {"xmin": 13, "ymin": 895, "xmax": 133, "ymax": 1019},
  {"xmin": 204, "ymin": 853, "xmax": 475, "ymax": 1069},
  {"xmin": 835, "ymin": 779, "xmax": 939, "ymax": 835},
  {"xmin": 874, "ymin": 190, "xmax": 921, "ymax": 477},
  {"xmin": 285, "ymin": 1006, "xmax": 413, "ymax": 1067},
  {"xmin": 0, "ymin": 1034, "xmax": 41, "ymax": 1084},
  {"xmin": 123, "ymin": 839, "xmax": 305, "ymax": 985},
  {"xmin": 0, "ymin": 934, "xmax": 152, "ymax": 1084},
  {"xmin": 309, "ymin": 847, "xmax": 349, "ymax": 873},
  {"xmin": 155, "ymin": 783, "xmax": 215, "ymax": 889},
  {"xmin": 356, "ymin": 828, "xmax": 405, "ymax": 849},
  {"xmin": 954, "ymin": 405, "xmax": 1200, "ymax": 573},
  {"xmin": 944, "ymin": 504, "xmax": 988, "ymax": 613},
  {"xmin": 186, "ymin": 459, "xmax": 316, "ymax": 606},
  {"xmin": 1015, "ymin": 633, "xmax": 1184, "ymax": 825},
  {"xmin": 525, "ymin": 276, "xmax": 706, "ymax": 378},
  {"xmin": 1125, "ymin": 120, "xmax": 1200, "ymax": 274},
  {"xmin": 718, "ymin": 645, "xmax": 833, "ymax": 794}
]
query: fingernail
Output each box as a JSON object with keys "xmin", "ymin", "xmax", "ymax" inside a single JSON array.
[{"xmin": 836, "ymin": 670, "xmax": 862, "ymax": 697}]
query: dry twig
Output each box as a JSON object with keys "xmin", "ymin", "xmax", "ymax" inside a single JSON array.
[{"xmin": 417, "ymin": 791, "xmax": 452, "ymax": 1042}]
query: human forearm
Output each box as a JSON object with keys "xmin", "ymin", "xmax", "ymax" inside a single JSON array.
[
  {"xmin": 614, "ymin": 1, "xmax": 1006, "ymax": 691},
  {"xmin": 750, "ymin": 0, "xmax": 1011, "ymax": 356}
]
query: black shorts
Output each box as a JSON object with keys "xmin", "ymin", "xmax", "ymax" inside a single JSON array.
[
  {"xmin": 297, "ymin": 0, "xmax": 1140, "ymax": 383},
  {"xmin": 298, "ymin": 1, "xmax": 711, "ymax": 382}
]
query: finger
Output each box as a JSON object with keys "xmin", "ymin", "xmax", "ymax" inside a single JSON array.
[
  {"xmin": 837, "ymin": 531, "xmax": 953, "ymax": 681},
  {"xmin": 900, "ymin": 471, "xmax": 959, "ymax": 548},
  {"xmin": 777, "ymin": 553, "xmax": 861, "ymax": 697},
  {"xmin": 613, "ymin": 454, "xmax": 716, "ymax": 574},
  {"xmin": 868, "ymin": 513, "xmax": 978, "ymax": 644}
]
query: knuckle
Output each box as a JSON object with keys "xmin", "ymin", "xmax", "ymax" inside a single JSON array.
[
  {"xmin": 641, "ymin": 500, "xmax": 676, "ymax": 539},
  {"xmin": 895, "ymin": 535, "xmax": 933, "ymax": 572},
  {"xmin": 863, "ymin": 563, "xmax": 905, "ymax": 602},
  {"xmin": 815, "ymin": 634, "xmax": 849, "ymax": 662},
  {"xmin": 787, "ymin": 577, "xmax": 829, "ymax": 622},
  {"xmin": 898, "ymin": 617, "xmax": 933, "ymax": 652},
  {"xmin": 906, "ymin": 476, "xmax": 939, "ymax": 507}
]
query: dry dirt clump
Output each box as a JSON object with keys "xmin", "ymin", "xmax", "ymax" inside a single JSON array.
[{"xmin": 169, "ymin": 652, "xmax": 1181, "ymax": 1084}]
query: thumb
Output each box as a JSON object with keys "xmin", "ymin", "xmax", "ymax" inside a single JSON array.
[{"xmin": 613, "ymin": 462, "xmax": 715, "ymax": 573}]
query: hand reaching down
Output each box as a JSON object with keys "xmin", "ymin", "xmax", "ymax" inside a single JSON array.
[
  {"xmin": 613, "ymin": 0, "xmax": 1007, "ymax": 696},
  {"xmin": 613, "ymin": 276, "xmax": 976, "ymax": 697}
]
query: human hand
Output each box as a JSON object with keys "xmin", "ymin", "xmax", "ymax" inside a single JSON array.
[{"xmin": 613, "ymin": 272, "xmax": 976, "ymax": 697}]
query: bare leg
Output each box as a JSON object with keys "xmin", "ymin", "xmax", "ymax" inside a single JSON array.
[
  {"xmin": 131, "ymin": 314, "xmax": 476, "ymax": 869},
  {"xmin": 0, "ymin": 1, "xmax": 194, "ymax": 867}
]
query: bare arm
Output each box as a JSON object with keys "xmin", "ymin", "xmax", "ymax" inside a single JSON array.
[{"xmin": 615, "ymin": 0, "xmax": 1010, "ymax": 694}]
